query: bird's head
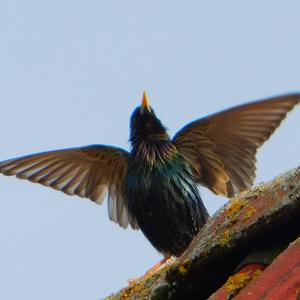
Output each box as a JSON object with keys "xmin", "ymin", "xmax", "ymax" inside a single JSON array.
[{"xmin": 129, "ymin": 92, "xmax": 170, "ymax": 148}]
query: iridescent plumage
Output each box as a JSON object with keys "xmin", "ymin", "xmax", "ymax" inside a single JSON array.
[
  {"xmin": 127, "ymin": 104, "xmax": 208, "ymax": 255},
  {"xmin": 0, "ymin": 92, "xmax": 299, "ymax": 256}
]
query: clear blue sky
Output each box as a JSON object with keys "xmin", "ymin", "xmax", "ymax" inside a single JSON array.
[{"xmin": 0, "ymin": 1, "xmax": 299, "ymax": 299}]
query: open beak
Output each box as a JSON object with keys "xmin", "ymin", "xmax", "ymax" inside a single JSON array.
[{"xmin": 141, "ymin": 91, "xmax": 151, "ymax": 112}]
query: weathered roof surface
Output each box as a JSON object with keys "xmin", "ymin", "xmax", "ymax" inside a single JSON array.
[
  {"xmin": 106, "ymin": 167, "xmax": 300, "ymax": 300},
  {"xmin": 209, "ymin": 236, "xmax": 300, "ymax": 299},
  {"xmin": 233, "ymin": 236, "xmax": 300, "ymax": 299}
]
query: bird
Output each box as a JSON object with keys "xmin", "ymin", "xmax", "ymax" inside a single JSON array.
[{"xmin": 0, "ymin": 92, "xmax": 299, "ymax": 262}]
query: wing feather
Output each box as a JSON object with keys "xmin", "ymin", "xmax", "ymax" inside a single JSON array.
[
  {"xmin": 173, "ymin": 94, "xmax": 299, "ymax": 196},
  {"xmin": 0, "ymin": 145, "xmax": 137, "ymax": 229}
]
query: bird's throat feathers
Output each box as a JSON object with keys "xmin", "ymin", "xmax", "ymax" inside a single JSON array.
[{"xmin": 132, "ymin": 139, "xmax": 178, "ymax": 166}]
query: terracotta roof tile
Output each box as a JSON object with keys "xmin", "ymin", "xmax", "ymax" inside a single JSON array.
[{"xmin": 235, "ymin": 236, "xmax": 300, "ymax": 300}]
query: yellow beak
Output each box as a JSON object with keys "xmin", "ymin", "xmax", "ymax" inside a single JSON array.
[{"xmin": 141, "ymin": 91, "xmax": 150, "ymax": 112}]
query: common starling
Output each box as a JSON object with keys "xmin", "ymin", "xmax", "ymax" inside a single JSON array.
[{"xmin": 0, "ymin": 92, "xmax": 299, "ymax": 258}]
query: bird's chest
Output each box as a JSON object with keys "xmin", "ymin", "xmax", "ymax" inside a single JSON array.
[
  {"xmin": 125, "ymin": 163, "xmax": 170, "ymax": 200},
  {"xmin": 124, "ymin": 160, "xmax": 197, "ymax": 218},
  {"xmin": 124, "ymin": 160, "xmax": 205, "ymax": 255}
]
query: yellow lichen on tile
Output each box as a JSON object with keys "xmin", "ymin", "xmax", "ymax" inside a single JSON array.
[
  {"xmin": 218, "ymin": 228, "xmax": 231, "ymax": 247},
  {"xmin": 252, "ymin": 269, "xmax": 262, "ymax": 280},
  {"xmin": 115, "ymin": 262, "xmax": 174, "ymax": 299},
  {"xmin": 225, "ymin": 272, "xmax": 251, "ymax": 293},
  {"xmin": 119, "ymin": 277, "xmax": 151, "ymax": 299},
  {"xmin": 119, "ymin": 280, "xmax": 150, "ymax": 300},
  {"xmin": 224, "ymin": 268, "xmax": 263, "ymax": 296},
  {"xmin": 243, "ymin": 206, "xmax": 256, "ymax": 221},
  {"xmin": 178, "ymin": 265, "xmax": 188, "ymax": 275},
  {"xmin": 227, "ymin": 198, "xmax": 247, "ymax": 217},
  {"xmin": 224, "ymin": 198, "xmax": 247, "ymax": 224}
]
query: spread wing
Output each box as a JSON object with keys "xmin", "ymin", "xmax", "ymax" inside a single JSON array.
[
  {"xmin": 0, "ymin": 145, "xmax": 138, "ymax": 229},
  {"xmin": 173, "ymin": 94, "xmax": 300, "ymax": 197}
]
